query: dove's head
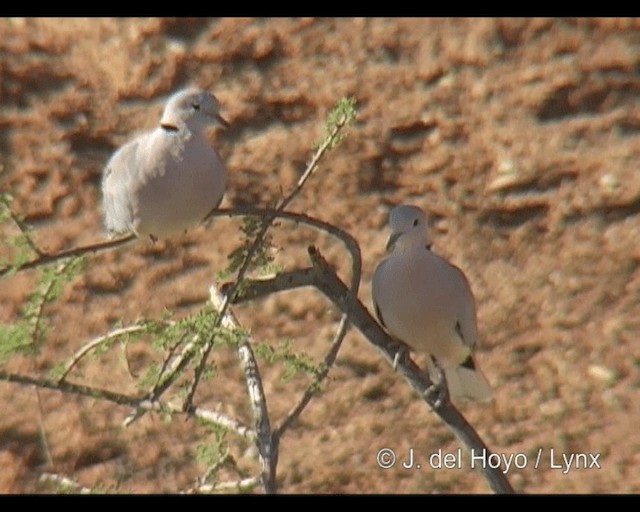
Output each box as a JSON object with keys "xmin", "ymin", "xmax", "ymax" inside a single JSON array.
[
  {"xmin": 386, "ymin": 204, "xmax": 430, "ymax": 252},
  {"xmin": 160, "ymin": 87, "xmax": 228, "ymax": 131}
]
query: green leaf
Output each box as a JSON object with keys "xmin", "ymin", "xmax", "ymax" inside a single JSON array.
[
  {"xmin": 0, "ymin": 323, "xmax": 32, "ymax": 362},
  {"xmin": 315, "ymin": 96, "xmax": 357, "ymax": 150}
]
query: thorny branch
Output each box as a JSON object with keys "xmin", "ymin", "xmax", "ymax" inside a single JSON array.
[
  {"xmin": 0, "ymin": 235, "xmax": 136, "ymax": 279},
  {"xmin": 0, "ymin": 369, "xmax": 256, "ymax": 439},
  {"xmin": 215, "ymin": 208, "xmax": 362, "ymax": 469},
  {"xmin": 185, "ymin": 104, "xmax": 356, "ymax": 411},
  {"xmin": 179, "ymin": 103, "xmax": 356, "ymax": 492}
]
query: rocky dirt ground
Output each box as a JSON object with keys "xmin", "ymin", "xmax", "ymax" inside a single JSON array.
[{"xmin": 0, "ymin": 18, "xmax": 639, "ymax": 494}]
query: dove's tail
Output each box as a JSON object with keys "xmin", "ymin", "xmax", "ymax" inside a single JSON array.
[{"xmin": 444, "ymin": 357, "xmax": 493, "ymax": 402}]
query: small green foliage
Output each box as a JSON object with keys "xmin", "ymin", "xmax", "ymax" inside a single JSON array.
[
  {"xmin": 0, "ymin": 194, "xmax": 39, "ymax": 275},
  {"xmin": 149, "ymin": 307, "xmax": 218, "ymax": 352},
  {"xmin": 0, "ymin": 324, "xmax": 31, "ymax": 362},
  {"xmin": 217, "ymin": 216, "xmax": 278, "ymax": 283},
  {"xmin": 315, "ymin": 96, "xmax": 357, "ymax": 150},
  {"xmin": 0, "ymin": 193, "xmax": 14, "ymax": 224},
  {"xmin": 22, "ymin": 257, "xmax": 87, "ymax": 347},
  {"xmin": 0, "ymin": 256, "xmax": 87, "ymax": 362},
  {"xmin": 47, "ymin": 361, "xmax": 70, "ymax": 381},
  {"xmin": 196, "ymin": 441, "xmax": 228, "ymax": 469},
  {"xmin": 137, "ymin": 362, "xmax": 161, "ymax": 390},
  {"xmin": 255, "ymin": 340, "xmax": 322, "ymax": 383}
]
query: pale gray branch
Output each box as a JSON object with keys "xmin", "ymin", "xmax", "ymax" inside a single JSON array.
[
  {"xmin": 182, "ymin": 405, "xmax": 256, "ymax": 439},
  {"xmin": 209, "ymin": 286, "xmax": 275, "ymax": 494},
  {"xmin": 59, "ymin": 324, "xmax": 153, "ymax": 382},
  {"xmin": 221, "ymin": 268, "xmax": 316, "ymax": 301}
]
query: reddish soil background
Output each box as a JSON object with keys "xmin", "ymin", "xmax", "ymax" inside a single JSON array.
[{"xmin": 1, "ymin": 18, "xmax": 639, "ymax": 493}]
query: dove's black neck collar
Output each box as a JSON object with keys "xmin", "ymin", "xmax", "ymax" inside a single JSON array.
[{"xmin": 161, "ymin": 123, "xmax": 179, "ymax": 132}]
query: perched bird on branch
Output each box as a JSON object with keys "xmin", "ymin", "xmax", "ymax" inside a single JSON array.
[
  {"xmin": 372, "ymin": 204, "xmax": 492, "ymax": 403},
  {"xmin": 102, "ymin": 87, "xmax": 228, "ymax": 241}
]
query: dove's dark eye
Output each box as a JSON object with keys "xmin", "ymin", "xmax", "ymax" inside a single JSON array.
[
  {"xmin": 413, "ymin": 218, "xmax": 419, "ymax": 227},
  {"xmin": 192, "ymin": 103, "xmax": 200, "ymax": 111}
]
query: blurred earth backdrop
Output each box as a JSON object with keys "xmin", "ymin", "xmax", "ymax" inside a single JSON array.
[{"xmin": 0, "ymin": 18, "xmax": 639, "ymax": 493}]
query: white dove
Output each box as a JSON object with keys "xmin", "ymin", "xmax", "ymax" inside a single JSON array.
[
  {"xmin": 372, "ymin": 204, "xmax": 492, "ymax": 402},
  {"xmin": 102, "ymin": 87, "xmax": 228, "ymax": 241}
]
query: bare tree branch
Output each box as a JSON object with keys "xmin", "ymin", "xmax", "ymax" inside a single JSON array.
[
  {"xmin": 210, "ymin": 207, "xmax": 362, "ymax": 293},
  {"xmin": 0, "ymin": 234, "xmax": 136, "ymax": 278},
  {"xmin": 209, "ymin": 286, "xmax": 275, "ymax": 493},
  {"xmin": 220, "ymin": 268, "xmax": 316, "ymax": 300},
  {"xmin": 0, "ymin": 370, "xmax": 255, "ymax": 439},
  {"xmin": 212, "ymin": 209, "xmax": 362, "ymax": 454},
  {"xmin": 58, "ymin": 324, "xmax": 154, "ymax": 382}
]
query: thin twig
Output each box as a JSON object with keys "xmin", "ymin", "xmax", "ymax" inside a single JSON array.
[
  {"xmin": 8, "ymin": 209, "xmax": 45, "ymax": 257},
  {"xmin": 0, "ymin": 234, "xmax": 136, "ymax": 278},
  {"xmin": 144, "ymin": 331, "xmax": 191, "ymax": 384},
  {"xmin": 35, "ymin": 389, "xmax": 54, "ymax": 468},
  {"xmin": 0, "ymin": 370, "xmax": 255, "ymax": 440},
  {"xmin": 58, "ymin": 324, "xmax": 153, "ymax": 382},
  {"xmin": 140, "ymin": 335, "xmax": 200, "ymax": 404},
  {"xmin": 123, "ymin": 332, "xmax": 197, "ymax": 427},
  {"xmin": 198, "ymin": 450, "xmax": 231, "ymax": 487}
]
